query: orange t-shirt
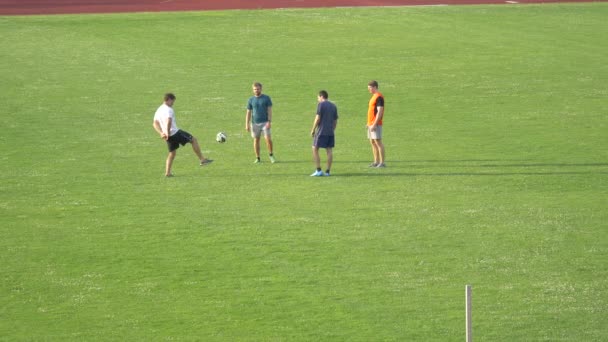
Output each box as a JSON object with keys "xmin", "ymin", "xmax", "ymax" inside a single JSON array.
[{"xmin": 367, "ymin": 92, "xmax": 384, "ymax": 126}]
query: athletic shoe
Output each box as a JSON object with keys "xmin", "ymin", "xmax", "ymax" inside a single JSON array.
[
  {"xmin": 254, "ymin": 158, "xmax": 261, "ymax": 164},
  {"xmin": 369, "ymin": 162, "xmax": 378, "ymax": 167},
  {"xmin": 200, "ymin": 159, "xmax": 213, "ymax": 166},
  {"xmin": 324, "ymin": 172, "xmax": 331, "ymax": 176},
  {"xmin": 310, "ymin": 170, "xmax": 324, "ymax": 177},
  {"xmin": 269, "ymin": 155, "xmax": 276, "ymax": 163},
  {"xmin": 376, "ymin": 163, "xmax": 386, "ymax": 168}
]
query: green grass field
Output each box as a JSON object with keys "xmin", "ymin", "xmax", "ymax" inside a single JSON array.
[{"xmin": 1, "ymin": 3, "xmax": 607, "ymax": 340}]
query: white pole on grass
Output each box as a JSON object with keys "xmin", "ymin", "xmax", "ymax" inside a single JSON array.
[{"xmin": 466, "ymin": 285, "xmax": 473, "ymax": 342}]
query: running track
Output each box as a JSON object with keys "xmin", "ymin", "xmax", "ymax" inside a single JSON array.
[{"xmin": 0, "ymin": 0, "xmax": 603, "ymax": 16}]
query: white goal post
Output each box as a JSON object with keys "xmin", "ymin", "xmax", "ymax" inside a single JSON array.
[{"xmin": 466, "ymin": 285, "xmax": 473, "ymax": 342}]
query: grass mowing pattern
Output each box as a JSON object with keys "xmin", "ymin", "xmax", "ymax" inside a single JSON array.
[{"xmin": 1, "ymin": 4, "xmax": 607, "ymax": 340}]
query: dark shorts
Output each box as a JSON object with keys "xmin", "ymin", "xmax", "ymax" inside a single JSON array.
[
  {"xmin": 167, "ymin": 130, "xmax": 193, "ymax": 152},
  {"xmin": 313, "ymin": 135, "xmax": 335, "ymax": 149}
]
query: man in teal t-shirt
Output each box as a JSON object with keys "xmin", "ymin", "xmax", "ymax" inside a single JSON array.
[{"xmin": 245, "ymin": 82, "xmax": 276, "ymax": 163}]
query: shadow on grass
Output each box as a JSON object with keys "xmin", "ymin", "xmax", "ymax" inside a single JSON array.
[
  {"xmin": 160, "ymin": 160, "xmax": 608, "ymax": 178},
  {"xmin": 334, "ymin": 160, "xmax": 608, "ymax": 177},
  {"xmin": 383, "ymin": 160, "xmax": 608, "ymax": 168},
  {"xmin": 337, "ymin": 170, "xmax": 608, "ymax": 177}
]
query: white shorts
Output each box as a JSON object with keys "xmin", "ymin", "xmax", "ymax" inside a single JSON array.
[
  {"xmin": 367, "ymin": 125, "xmax": 383, "ymax": 140},
  {"xmin": 251, "ymin": 122, "xmax": 271, "ymax": 139}
]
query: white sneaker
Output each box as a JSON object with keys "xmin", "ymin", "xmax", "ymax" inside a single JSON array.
[{"xmin": 310, "ymin": 170, "xmax": 324, "ymax": 177}]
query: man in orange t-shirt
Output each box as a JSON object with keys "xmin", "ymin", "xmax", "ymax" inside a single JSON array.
[{"xmin": 367, "ymin": 80, "xmax": 385, "ymax": 168}]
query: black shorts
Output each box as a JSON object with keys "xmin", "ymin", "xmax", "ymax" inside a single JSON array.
[
  {"xmin": 167, "ymin": 130, "xmax": 193, "ymax": 152},
  {"xmin": 313, "ymin": 135, "xmax": 335, "ymax": 149}
]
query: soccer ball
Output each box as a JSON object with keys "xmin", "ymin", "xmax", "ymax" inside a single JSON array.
[{"xmin": 216, "ymin": 132, "xmax": 227, "ymax": 143}]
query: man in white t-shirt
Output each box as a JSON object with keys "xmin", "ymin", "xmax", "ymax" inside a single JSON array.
[{"xmin": 153, "ymin": 93, "xmax": 212, "ymax": 177}]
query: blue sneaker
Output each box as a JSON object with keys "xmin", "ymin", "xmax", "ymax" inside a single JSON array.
[
  {"xmin": 310, "ymin": 170, "xmax": 324, "ymax": 177},
  {"xmin": 324, "ymin": 172, "xmax": 331, "ymax": 176}
]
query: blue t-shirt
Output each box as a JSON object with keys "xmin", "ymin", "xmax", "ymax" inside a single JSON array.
[
  {"xmin": 247, "ymin": 94, "xmax": 273, "ymax": 124},
  {"xmin": 316, "ymin": 101, "xmax": 338, "ymax": 136}
]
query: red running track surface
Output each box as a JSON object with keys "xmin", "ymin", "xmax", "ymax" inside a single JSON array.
[{"xmin": 0, "ymin": 0, "xmax": 602, "ymax": 16}]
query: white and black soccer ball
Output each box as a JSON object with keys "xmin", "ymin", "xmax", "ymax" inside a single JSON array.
[{"xmin": 216, "ymin": 132, "xmax": 227, "ymax": 143}]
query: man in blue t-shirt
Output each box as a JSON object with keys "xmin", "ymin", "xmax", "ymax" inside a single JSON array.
[
  {"xmin": 245, "ymin": 82, "xmax": 276, "ymax": 164},
  {"xmin": 310, "ymin": 90, "xmax": 338, "ymax": 177}
]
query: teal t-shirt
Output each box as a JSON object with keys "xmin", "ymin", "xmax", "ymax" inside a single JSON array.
[{"xmin": 247, "ymin": 94, "xmax": 272, "ymax": 124}]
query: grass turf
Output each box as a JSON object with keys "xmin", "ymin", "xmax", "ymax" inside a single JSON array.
[{"xmin": 1, "ymin": 3, "xmax": 607, "ymax": 340}]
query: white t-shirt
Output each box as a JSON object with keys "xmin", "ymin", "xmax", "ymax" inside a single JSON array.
[{"xmin": 154, "ymin": 103, "xmax": 179, "ymax": 136}]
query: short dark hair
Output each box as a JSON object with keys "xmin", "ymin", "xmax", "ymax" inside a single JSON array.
[
  {"xmin": 318, "ymin": 90, "xmax": 329, "ymax": 99},
  {"xmin": 368, "ymin": 80, "xmax": 379, "ymax": 88},
  {"xmin": 253, "ymin": 82, "xmax": 262, "ymax": 88},
  {"xmin": 164, "ymin": 93, "xmax": 176, "ymax": 101}
]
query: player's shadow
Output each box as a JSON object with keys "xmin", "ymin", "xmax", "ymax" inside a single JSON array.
[{"xmin": 334, "ymin": 160, "xmax": 608, "ymax": 177}]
